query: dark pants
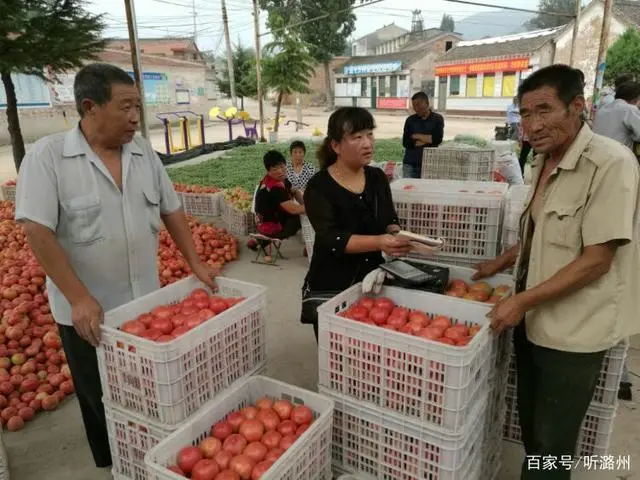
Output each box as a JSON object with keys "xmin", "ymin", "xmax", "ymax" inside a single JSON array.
[
  {"xmin": 273, "ymin": 215, "xmax": 301, "ymax": 240},
  {"xmin": 58, "ymin": 324, "xmax": 112, "ymax": 468},
  {"xmin": 514, "ymin": 322, "xmax": 605, "ymax": 479},
  {"xmin": 519, "ymin": 141, "xmax": 532, "ymax": 174},
  {"xmin": 402, "ymin": 163, "xmax": 421, "ymax": 179}
]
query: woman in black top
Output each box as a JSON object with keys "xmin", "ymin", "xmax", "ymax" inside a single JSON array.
[{"xmin": 302, "ymin": 107, "xmax": 412, "ymax": 340}]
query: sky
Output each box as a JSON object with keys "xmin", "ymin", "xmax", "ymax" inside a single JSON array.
[{"xmin": 92, "ymin": 0, "xmax": 545, "ymax": 53}]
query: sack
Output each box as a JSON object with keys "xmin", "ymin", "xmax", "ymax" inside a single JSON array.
[
  {"xmin": 300, "ymin": 289, "xmax": 343, "ymax": 325},
  {"xmin": 495, "ymin": 152, "xmax": 524, "ymax": 185}
]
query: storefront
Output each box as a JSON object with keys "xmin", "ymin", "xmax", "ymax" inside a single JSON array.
[{"xmin": 433, "ymin": 29, "xmax": 558, "ymax": 116}]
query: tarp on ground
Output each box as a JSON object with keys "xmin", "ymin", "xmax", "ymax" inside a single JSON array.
[{"xmin": 157, "ymin": 136, "xmax": 256, "ymax": 166}]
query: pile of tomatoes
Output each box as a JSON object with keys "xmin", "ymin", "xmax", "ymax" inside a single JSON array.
[
  {"xmin": 339, "ymin": 296, "xmax": 482, "ymax": 347},
  {"xmin": 158, "ymin": 216, "xmax": 239, "ymax": 287},
  {"xmin": 0, "ymin": 203, "xmax": 73, "ymax": 431},
  {"xmin": 168, "ymin": 397, "xmax": 314, "ymax": 479},
  {"xmin": 119, "ymin": 288, "xmax": 245, "ymax": 343},
  {"xmin": 173, "ymin": 183, "xmax": 220, "ymax": 194},
  {"xmin": 445, "ymin": 279, "xmax": 511, "ymax": 303}
]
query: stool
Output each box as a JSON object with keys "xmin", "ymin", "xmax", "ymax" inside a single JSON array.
[{"xmin": 248, "ymin": 233, "xmax": 287, "ymax": 266}]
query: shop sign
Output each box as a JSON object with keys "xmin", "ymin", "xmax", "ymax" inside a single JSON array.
[
  {"xmin": 377, "ymin": 97, "xmax": 408, "ymax": 109},
  {"xmin": 344, "ymin": 61, "xmax": 402, "ymax": 76},
  {"xmin": 435, "ymin": 57, "xmax": 530, "ymax": 76}
]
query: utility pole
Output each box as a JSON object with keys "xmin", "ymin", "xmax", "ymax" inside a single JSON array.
[
  {"xmin": 590, "ymin": 0, "xmax": 613, "ymax": 120},
  {"xmin": 569, "ymin": 0, "xmax": 581, "ymax": 66},
  {"xmin": 253, "ymin": 0, "xmax": 266, "ymax": 142},
  {"xmin": 192, "ymin": 0, "xmax": 197, "ymax": 45},
  {"xmin": 222, "ymin": 0, "xmax": 238, "ymax": 108},
  {"xmin": 124, "ymin": 0, "xmax": 149, "ymax": 138}
]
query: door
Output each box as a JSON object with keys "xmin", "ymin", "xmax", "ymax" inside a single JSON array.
[
  {"xmin": 438, "ymin": 76, "xmax": 447, "ymax": 111},
  {"xmin": 371, "ymin": 84, "xmax": 377, "ymax": 109}
]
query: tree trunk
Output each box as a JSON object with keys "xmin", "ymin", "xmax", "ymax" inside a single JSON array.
[
  {"xmin": 1, "ymin": 72, "xmax": 26, "ymax": 172},
  {"xmin": 240, "ymin": 96, "xmax": 244, "ymax": 110},
  {"xmin": 323, "ymin": 61, "xmax": 334, "ymax": 110},
  {"xmin": 274, "ymin": 90, "xmax": 283, "ymax": 132}
]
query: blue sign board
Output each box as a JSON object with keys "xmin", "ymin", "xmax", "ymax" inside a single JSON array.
[
  {"xmin": 343, "ymin": 61, "xmax": 402, "ymax": 76},
  {"xmin": 126, "ymin": 71, "xmax": 170, "ymax": 104}
]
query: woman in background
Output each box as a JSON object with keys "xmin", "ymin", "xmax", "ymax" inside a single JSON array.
[
  {"xmin": 301, "ymin": 107, "xmax": 412, "ymax": 340},
  {"xmin": 286, "ymin": 140, "xmax": 316, "ymax": 193}
]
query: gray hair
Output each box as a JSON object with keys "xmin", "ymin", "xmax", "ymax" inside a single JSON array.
[{"xmin": 73, "ymin": 63, "xmax": 135, "ymax": 117}]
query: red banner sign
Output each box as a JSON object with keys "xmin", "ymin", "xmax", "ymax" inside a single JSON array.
[
  {"xmin": 435, "ymin": 57, "xmax": 530, "ymax": 76},
  {"xmin": 377, "ymin": 97, "xmax": 408, "ymax": 109}
]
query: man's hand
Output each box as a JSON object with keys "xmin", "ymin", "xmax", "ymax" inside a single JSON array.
[
  {"xmin": 487, "ymin": 295, "xmax": 526, "ymax": 334},
  {"xmin": 415, "ymin": 141, "xmax": 427, "ymax": 147},
  {"xmin": 412, "ymin": 133, "xmax": 432, "ymax": 144},
  {"xmin": 191, "ymin": 261, "xmax": 221, "ymax": 291},
  {"xmin": 472, "ymin": 258, "xmax": 503, "ymax": 280},
  {"xmin": 71, "ymin": 295, "xmax": 104, "ymax": 347}
]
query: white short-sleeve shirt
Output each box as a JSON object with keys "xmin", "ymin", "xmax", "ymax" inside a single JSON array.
[{"xmin": 15, "ymin": 125, "xmax": 182, "ymax": 326}]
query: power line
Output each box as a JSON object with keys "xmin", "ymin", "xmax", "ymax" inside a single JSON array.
[{"xmin": 442, "ymin": 0, "xmax": 575, "ymax": 18}]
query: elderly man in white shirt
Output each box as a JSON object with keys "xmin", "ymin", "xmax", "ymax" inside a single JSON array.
[
  {"xmin": 594, "ymin": 81, "xmax": 640, "ymax": 151},
  {"xmin": 15, "ymin": 63, "xmax": 218, "ymax": 469}
]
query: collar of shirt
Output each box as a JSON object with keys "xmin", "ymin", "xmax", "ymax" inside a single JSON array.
[{"xmin": 530, "ymin": 123, "xmax": 593, "ymax": 174}]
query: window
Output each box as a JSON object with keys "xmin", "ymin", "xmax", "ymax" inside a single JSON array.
[
  {"xmin": 352, "ymin": 44, "xmax": 357, "ymax": 56},
  {"xmin": 379, "ymin": 77, "xmax": 386, "ymax": 96},
  {"xmin": 483, "ymin": 73, "xmax": 495, "ymax": 97},
  {"xmin": 445, "ymin": 41, "xmax": 453, "ymax": 51},
  {"xmin": 361, "ymin": 77, "xmax": 367, "ymax": 97},
  {"xmin": 351, "ymin": 77, "xmax": 357, "ymax": 83},
  {"xmin": 449, "ymin": 75, "xmax": 460, "ymax": 96},
  {"xmin": 390, "ymin": 75, "xmax": 398, "ymax": 97},
  {"xmin": 337, "ymin": 78, "xmax": 342, "ymax": 84},
  {"xmin": 466, "ymin": 75, "xmax": 477, "ymax": 97},
  {"xmin": 502, "ymin": 73, "xmax": 516, "ymax": 97},
  {"xmin": 399, "ymin": 75, "xmax": 407, "ymax": 80}
]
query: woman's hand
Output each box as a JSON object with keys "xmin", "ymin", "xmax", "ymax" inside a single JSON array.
[{"xmin": 378, "ymin": 234, "xmax": 412, "ymax": 257}]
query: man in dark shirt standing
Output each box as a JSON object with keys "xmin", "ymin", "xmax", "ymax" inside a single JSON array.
[{"xmin": 402, "ymin": 91, "xmax": 445, "ymax": 178}]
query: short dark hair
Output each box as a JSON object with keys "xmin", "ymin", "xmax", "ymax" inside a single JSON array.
[
  {"xmin": 263, "ymin": 150, "xmax": 286, "ymax": 170},
  {"xmin": 517, "ymin": 64, "xmax": 583, "ymax": 107},
  {"xmin": 74, "ymin": 63, "xmax": 135, "ymax": 117},
  {"xmin": 289, "ymin": 140, "xmax": 306, "ymax": 153},
  {"xmin": 317, "ymin": 107, "xmax": 376, "ymax": 169},
  {"xmin": 411, "ymin": 91, "xmax": 429, "ymax": 103},
  {"xmin": 615, "ymin": 73, "xmax": 635, "ymax": 90},
  {"xmin": 615, "ymin": 82, "xmax": 640, "ymax": 102}
]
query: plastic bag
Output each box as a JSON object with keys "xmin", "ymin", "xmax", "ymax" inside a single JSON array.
[{"xmin": 494, "ymin": 152, "xmax": 524, "ymax": 185}]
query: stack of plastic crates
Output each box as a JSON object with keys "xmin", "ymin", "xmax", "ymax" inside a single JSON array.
[
  {"xmin": 220, "ymin": 196, "xmax": 256, "ymax": 236},
  {"xmin": 0, "ymin": 182, "xmax": 15, "ymax": 202},
  {"xmin": 421, "ymin": 147, "xmax": 495, "ymax": 181},
  {"xmin": 301, "ymin": 214, "xmax": 315, "ymax": 263},
  {"xmin": 503, "ymin": 341, "xmax": 627, "ymax": 457},
  {"xmin": 317, "ymin": 284, "xmax": 499, "ymax": 479},
  {"xmin": 97, "ymin": 276, "xmax": 268, "ymax": 479},
  {"xmin": 179, "ymin": 191, "xmax": 222, "ymax": 217},
  {"xmin": 391, "ymin": 179, "xmax": 509, "ymax": 268},
  {"xmin": 501, "ymin": 185, "xmax": 531, "ymax": 253}
]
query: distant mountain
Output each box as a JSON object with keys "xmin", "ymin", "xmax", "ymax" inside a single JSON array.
[{"xmin": 455, "ymin": 10, "xmax": 536, "ymax": 40}]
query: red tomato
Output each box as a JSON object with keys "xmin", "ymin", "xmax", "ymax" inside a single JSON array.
[
  {"xmin": 406, "ymin": 321, "xmax": 424, "ymax": 335},
  {"xmin": 149, "ymin": 317, "xmax": 173, "ymax": 335},
  {"xmin": 347, "ymin": 306, "xmax": 368, "ymax": 322},
  {"xmin": 186, "ymin": 315, "xmax": 204, "ymax": 330},
  {"xmin": 151, "ymin": 306, "xmax": 172, "ymax": 320},
  {"xmin": 229, "ymin": 454, "xmax": 255, "ymax": 480},
  {"xmin": 272, "ymin": 399, "xmax": 293, "ymax": 420},
  {"xmin": 261, "ymin": 430, "xmax": 282, "ymax": 450},
  {"xmin": 390, "ymin": 307, "xmax": 409, "ymax": 321},
  {"xmin": 171, "ymin": 313, "xmax": 188, "ymax": 328},
  {"xmin": 368, "ymin": 307, "xmax": 389, "ymax": 325},
  {"xmin": 227, "ymin": 412, "xmax": 245, "ymax": 432},
  {"xmin": 448, "ymin": 323, "xmax": 469, "ymax": 337},
  {"xmin": 386, "ymin": 315, "xmax": 407, "ymax": 329},
  {"xmin": 191, "ymin": 459, "xmax": 219, "ymax": 480},
  {"xmin": 265, "ymin": 448, "xmax": 285, "ymax": 462},
  {"xmin": 279, "ymin": 435, "xmax": 296, "ymax": 450},
  {"xmin": 255, "ymin": 397, "xmax": 272, "ymax": 410},
  {"xmin": 358, "ymin": 297, "xmax": 375, "ymax": 310},
  {"xmin": 177, "ymin": 446, "xmax": 203, "ymax": 475},
  {"xmin": 137, "ymin": 313, "xmax": 154, "ymax": 327},
  {"xmin": 417, "ymin": 328, "xmax": 441, "ymax": 341},
  {"xmin": 374, "ymin": 297, "xmax": 394, "ymax": 310},
  {"xmin": 172, "ymin": 325, "xmax": 191, "ymax": 337},
  {"xmin": 251, "ymin": 461, "xmax": 274, "ymax": 480},
  {"xmin": 256, "ymin": 408, "xmax": 280, "ymax": 431},
  {"xmin": 200, "ymin": 436, "xmax": 222, "ymax": 459},
  {"xmin": 437, "ymin": 337, "xmax": 455, "ymax": 345},
  {"xmin": 191, "ymin": 288, "xmax": 210, "ymax": 301},
  {"xmin": 120, "ymin": 320, "xmax": 146, "ymax": 336},
  {"xmin": 239, "ymin": 419, "xmax": 264, "ymax": 442},
  {"xmin": 212, "ymin": 421, "xmax": 233, "ymax": 441},
  {"xmin": 243, "ymin": 441, "xmax": 267, "ymax": 462},
  {"xmin": 223, "ymin": 434, "xmax": 247, "ymax": 456},
  {"xmin": 241, "ymin": 406, "xmax": 258, "ymax": 420},
  {"xmin": 469, "ymin": 325, "xmax": 482, "ymax": 337},
  {"xmin": 408, "ymin": 311, "xmax": 430, "ymax": 327},
  {"xmin": 431, "ymin": 315, "xmax": 452, "ymax": 329},
  {"xmin": 209, "ymin": 298, "xmax": 229, "ymax": 314},
  {"xmin": 214, "ymin": 450, "xmax": 233, "ymax": 471},
  {"xmin": 216, "ymin": 470, "xmax": 240, "ymax": 480},
  {"xmin": 277, "ymin": 420, "xmax": 296, "ymax": 437},
  {"xmin": 444, "ymin": 327, "xmax": 466, "ymax": 342},
  {"xmin": 290, "ymin": 405, "xmax": 313, "ymax": 425},
  {"xmin": 456, "ymin": 336, "xmax": 472, "ymax": 346},
  {"xmin": 296, "ymin": 424, "xmax": 310, "ymax": 437}
]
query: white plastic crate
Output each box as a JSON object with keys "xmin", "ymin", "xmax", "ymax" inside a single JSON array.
[
  {"xmin": 501, "ymin": 185, "xmax": 531, "ymax": 253},
  {"xmin": 0, "ymin": 185, "xmax": 15, "ymax": 203},
  {"xmin": 391, "ymin": 179, "xmax": 508, "ymax": 262},
  {"xmin": 506, "ymin": 340, "xmax": 628, "ymax": 407},
  {"xmin": 301, "ymin": 214, "xmax": 315, "ymax": 263},
  {"xmin": 318, "ymin": 284, "xmax": 494, "ymax": 434},
  {"xmin": 421, "ymin": 147, "xmax": 495, "ymax": 181},
  {"xmin": 145, "ymin": 375, "xmax": 334, "ymax": 480},
  {"xmin": 180, "ymin": 191, "xmax": 221, "ymax": 217},
  {"xmin": 97, "ymin": 276, "xmax": 267, "ymax": 425},
  {"xmin": 502, "ymin": 385, "xmax": 617, "ymax": 457},
  {"xmin": 326, "ymin": 388, "xmax": 487, "ymax": 480},
  {"xmin": 106, "ymin": 402, "xmax": 176, "ymax": 480},
  {"xmin": 221, "ymin": 197, "xmax": 256, "ymax": 236}
]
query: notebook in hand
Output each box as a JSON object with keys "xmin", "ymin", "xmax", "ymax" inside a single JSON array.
[{"xmin": 394, "ymin": 230, "xmax": 445, "ymax": 255}]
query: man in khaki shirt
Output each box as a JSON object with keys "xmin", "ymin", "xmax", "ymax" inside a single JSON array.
[{"xmin": 475, "ymin": 64, "xmax": 639, "ymax": 479}]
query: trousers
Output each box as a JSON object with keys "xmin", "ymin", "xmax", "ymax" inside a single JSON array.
[
  {"xmin": 402, "ymin": 163, "xmax": 421, "ymax": 179},
  {"xmin": 514, "ymin": 321, "xmax": 605, "ymax": 480},
  {"xmin": 58, "ymin": 324, "xmax": 112, "ymax": 468}
]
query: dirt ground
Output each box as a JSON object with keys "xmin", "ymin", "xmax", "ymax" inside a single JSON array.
[{"xmin": 2, "ymin": 229, "xmax": 639, "ymax": 479}]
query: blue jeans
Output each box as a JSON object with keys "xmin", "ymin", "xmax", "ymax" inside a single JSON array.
[{"xmin": 403, "ymin": 163, "xmax": 421, "ymax": 179}]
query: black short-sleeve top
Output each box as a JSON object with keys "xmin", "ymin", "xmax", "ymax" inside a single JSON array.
[
  {"xmin": 255, "ymin": 176, "xmax": 294, "ymax": 226},
  {"xmin": 303, "ymin": 166, "xmax": 399, "ymax": 292}
]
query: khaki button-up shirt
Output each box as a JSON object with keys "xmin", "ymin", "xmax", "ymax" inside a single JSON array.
[
  {"xmin": 514, "ymin": 125, "xmax": 640, "ymax": 353},
  {"xmin": 15, "ymin": 125, "xmax": 182, "ymax": 326}
]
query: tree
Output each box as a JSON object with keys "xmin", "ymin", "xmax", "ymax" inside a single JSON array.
[
  {"xmin": 260, "ymin": 0, "xmax": 357, "ymax": 108},
  {"xmin": 261, "ymin": 33, "xmax": 315, "ymax": 132},
  {"xmin": 439, "ymin": 14, "xmax": 455, "ymax": 32},
  {"xmin": 604, "ymin": 28, "xmax": 640, "ymax": 84},
  {"xmin": 216, "ymin": 42, "xmax": 258, "ymax": 110},
  {"xmin": 525, "ymin": 0, "xmax": 574, "ymax": 30},
  {"xmin": 0, "ymin": 0, "xmax": 105, "ymax": 171}
]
